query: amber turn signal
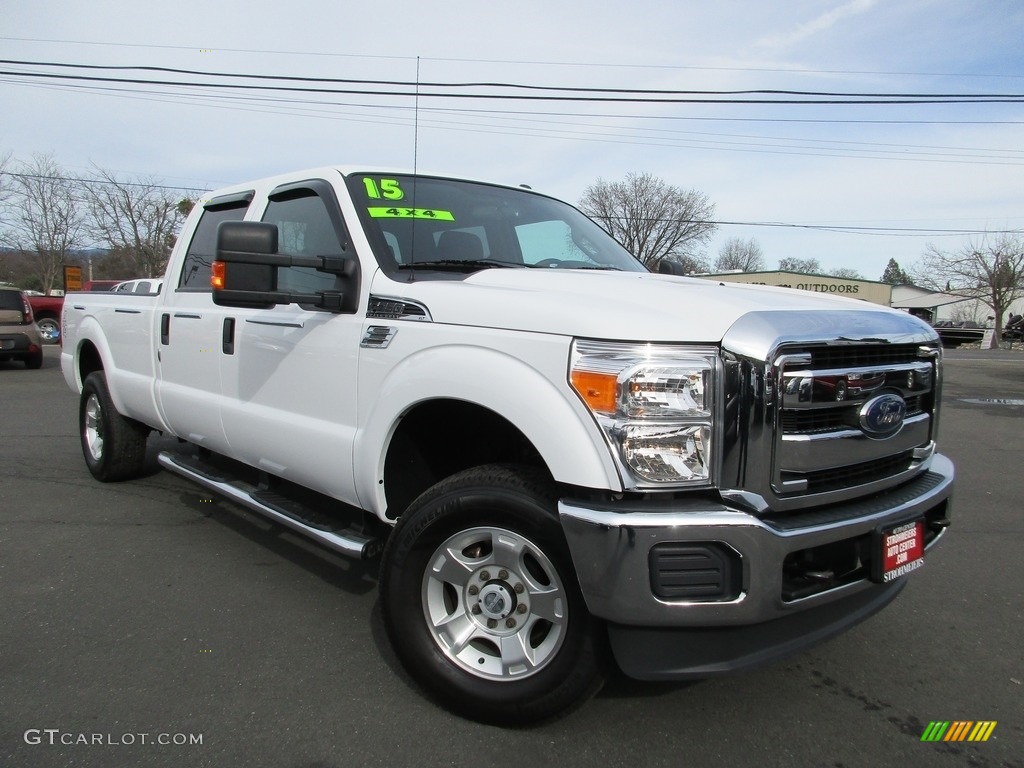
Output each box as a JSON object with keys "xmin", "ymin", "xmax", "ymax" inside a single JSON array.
[
  {"xmin": 570, "ymin": 370, "xmax": 617, "ymax": 415},
  {"xmin": 211, "ymin": 261, "xmax": 226, "ymax": 290}
]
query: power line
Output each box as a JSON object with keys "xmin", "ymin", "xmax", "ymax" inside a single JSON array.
[
  {"xmin": 5, "ymin": 58, "xmax": 1024, "ymax": 99},
  {"xmin": 2, "ymin": 63, "xmax": 1023, "ymax": 104},
  {"xmin": 2, "ymin": 36, "xmax": 1023, "ymax": 81},
  {"xmin": 6, "ymin": 76, "xmax": 1022, "ymax": 167},
  {"xmin": 1, "ymin": 170, "xmax": 203, "ymax": 193},
  {"xmin": 3, "ymin": 170, "xmax": 1019, "ymax": 238}
]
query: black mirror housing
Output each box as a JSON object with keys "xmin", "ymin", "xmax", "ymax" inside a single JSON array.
[
  {"xmin": 212, "ymin": 221, "xmax": 359, "ymax": 312},
  {"xmin": 658, "ymin": 260, "xmax": 688, "ymax": 276}
]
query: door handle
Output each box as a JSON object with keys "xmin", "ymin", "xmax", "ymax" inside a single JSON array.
[
  {"xmin": 160, "ymin": 313, "xmax": 170, "ymax": 345},
  {"xmin": 222, "ymin": 317, "xmax": 235, "ymax": 355}
]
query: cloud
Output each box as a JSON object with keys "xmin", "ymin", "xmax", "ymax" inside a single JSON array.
[{"xmin": 757, "ymin": 0, "xmax": 880, "ymax": 51}]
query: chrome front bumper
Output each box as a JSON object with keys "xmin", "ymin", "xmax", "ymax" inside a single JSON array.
[{"xmin": 558, "ymin": 454, "xmax": 954, "ymax": 629}]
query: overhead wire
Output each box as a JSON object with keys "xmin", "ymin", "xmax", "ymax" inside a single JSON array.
[
  {"xmin": 2, "ymin": 60, "xmax": 1024, "ymax": 104},
  {"xmin": 2, "ymin": 170, "xmax": 1019, "ymax": 238},
  {"xmin": 1, "ymin": 49, "xmax": 1021, "ymax": 240},
  {"xmin": 4, "ymin": 74, "xmax": 1021, "ymax": 167},
  {"xmin": 3, "ymin": 36, "xmax": 1024, "ymax": 81}
]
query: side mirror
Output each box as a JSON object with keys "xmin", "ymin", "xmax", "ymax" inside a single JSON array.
[
  {"xmin": 657, "ymin": 260, "xmax": 688, "ymax": 276},
  {"xmin": 212, "ymin": 221, "xmax": 360, "ymax": 312}
]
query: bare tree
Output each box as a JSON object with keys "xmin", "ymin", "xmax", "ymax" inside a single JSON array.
[
  {"xmin": 84, "ymin": 166, "xmax": 195, "ymax": 278},
  {"xmin": 827, "ymin": 267, "xmax": 865, "ymax": 280},
  {"xmin": 0, "ymin": 150, "xmax": 12, "ymax": 214},
  {"xmin": 1, "ymin": 153, "xmax": 85, "ymax": 294},
  {"xmin": 777, "ymin": 256, "xmax": 822, "ymax": 273},
  {"xmin": 579, "ymin": 172, "xmax": 716, "ymax": 271},
  {"xmin": 913, "ymin": 234, "xmax": 1024, "ymax": 348},
  {"xmin": 714, "ymin": 237, "xmax": 764, "ymax": 272}
]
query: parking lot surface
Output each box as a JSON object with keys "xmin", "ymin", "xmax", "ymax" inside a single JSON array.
[{"xmin": 1, "ymin": 346, "xmax": 1021, "ymax": 767}]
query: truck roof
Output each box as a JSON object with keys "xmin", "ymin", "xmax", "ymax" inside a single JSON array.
[{"xmin": 199, "ymin": 165, "xmax": 539, "ymax": 203}]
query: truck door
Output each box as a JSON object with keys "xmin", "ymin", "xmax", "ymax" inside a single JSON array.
[
  {"xmin": 218, "ymin": 180, "xmax": 363, "ymax": 505},
  {"xmin": 155, "ymin": 191, "xmax": 253, "ymax": 452}
]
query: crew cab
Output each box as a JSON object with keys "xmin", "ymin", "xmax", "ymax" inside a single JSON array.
[{"xmin": 61, "ymin": 166, "xmax": 954, "ymax": 723}]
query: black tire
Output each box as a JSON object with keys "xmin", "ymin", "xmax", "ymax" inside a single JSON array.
[
  {"xmin": 24, "ymin": 348, "xmax": 43, "ymax": 369},
  {"xmin": 80, "ymin": 371, "xmax": 150, "ymax": 482},
  {"xmin": 380, "ymin": 464, "xmax": 608, "ymax": 725}
]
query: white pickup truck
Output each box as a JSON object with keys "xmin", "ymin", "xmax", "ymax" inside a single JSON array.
[{"xmin": 62, "ymin": 166, "xmax": 954, "ymax": 724}]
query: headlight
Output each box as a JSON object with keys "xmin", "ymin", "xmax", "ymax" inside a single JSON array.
[{"xmin": 569, "ymin": 340, "xmax": 718, "ymax": 488}]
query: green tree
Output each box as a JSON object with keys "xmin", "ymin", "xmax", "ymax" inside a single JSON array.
[
  {"xmin": 579, "ymin": 172, "xmax": 716, "ymax": 272},
  {"xmin": 880, "ymin": 258, "xmax": 911, "ymax": 284}
]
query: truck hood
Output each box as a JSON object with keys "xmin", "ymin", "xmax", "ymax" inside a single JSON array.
[{"xmin": 374, "ymin": 269, "xmax": 927, "ymax": 344}]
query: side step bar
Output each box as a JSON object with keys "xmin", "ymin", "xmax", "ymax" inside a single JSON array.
[{"xmin": 157, "ymin": 451, "xmax": 382, "ymax": 559}]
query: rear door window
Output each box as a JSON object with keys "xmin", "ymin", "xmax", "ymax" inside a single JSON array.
[{"xmin": 178, "ymin": 192, "xmax": 253, "ymax": 291}]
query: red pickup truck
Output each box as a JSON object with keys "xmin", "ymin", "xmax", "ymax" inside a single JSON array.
[{"xmin": 29, "ymin": 280, "xmax": 125, "ymax": 343}]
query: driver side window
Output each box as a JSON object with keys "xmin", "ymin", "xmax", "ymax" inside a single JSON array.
[{"xmin": 262, "ymin": 190, "xmax": 346, "ymax": 294}]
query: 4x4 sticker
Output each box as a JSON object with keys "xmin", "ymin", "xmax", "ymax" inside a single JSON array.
[{"xmin": 367, "ymin": 207, "xmax": 455, "ymax": 221}]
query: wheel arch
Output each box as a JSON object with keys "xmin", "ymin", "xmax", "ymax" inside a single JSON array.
[
  {"xmin": 77, "ymin": 339, "xmax": 104, "ymax": 388},
  {"xmin": 69, "ymin": 319, "xmax": 127, "ymax": 414},
  {"xmin": 355, "ymin": 345, "xmax": 621, "ymax": 519},
  {"xmin": 380, "ymin": 398, "xmax": 547, "ymax": 519},
  {"xmin": 34, "ymin": 309, "xmax": 60, "ymax": 323}
]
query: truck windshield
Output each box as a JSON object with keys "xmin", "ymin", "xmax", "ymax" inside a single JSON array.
[{"xmin": 346, "ymin": 173, "xmax": 646, "ymax": 279}]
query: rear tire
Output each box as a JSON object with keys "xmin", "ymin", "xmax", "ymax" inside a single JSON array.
[
  {"xmin": 36, "ymin": 317, "xmax": 60, "ymax": 344},
  {"xmin": 25, "ymin": 348, "xmax": 43, "ymax": 369},
  {"xmin": 380, "ymin": 464, "xmax": 607, "ymax": 725},
  {"xmin": 80, "ymin": 371, "xmax": 150, "ymax": 482}
]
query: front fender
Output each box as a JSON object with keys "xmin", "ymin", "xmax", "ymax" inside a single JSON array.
[{"xmin": 354, "ymin": 339, "xmax": 621, "ymax": 516}]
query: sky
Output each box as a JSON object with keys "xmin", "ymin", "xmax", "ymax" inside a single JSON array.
[{"xmin": 1, "ymin": 0, "xmax": 1022, "ymax": 281}]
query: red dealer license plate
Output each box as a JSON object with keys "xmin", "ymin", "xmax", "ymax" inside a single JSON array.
[{"xmin": 878, "ymin": 520, "xmax": 925, "ymax": 582}]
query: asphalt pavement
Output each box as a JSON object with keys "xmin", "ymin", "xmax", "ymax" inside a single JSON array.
[{"xmin": 0, "ymin": 345, "xmax": 1021, "ymax": 768}]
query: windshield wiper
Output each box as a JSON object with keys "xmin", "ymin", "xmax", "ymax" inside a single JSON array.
[
  {"xmin": 397, "ymin": 259, "xmax": 523, "ymax": 272},
  {"xmin": 521, "ymin": 263, "xmax": 622, "ymax": 271}
]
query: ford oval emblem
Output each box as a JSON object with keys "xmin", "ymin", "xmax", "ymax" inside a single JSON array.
[{"xmin": 859, "ymin": 394, "xmax": 907, "ymax": 439}]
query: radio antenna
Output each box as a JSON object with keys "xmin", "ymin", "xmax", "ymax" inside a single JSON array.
[
  {"xmin": 409, "ymin": 56, "xmax": 421, "ymax": 279},
  {"xmin": 413, "ymin": 56, "xmax": 421, "ymax": 177}
]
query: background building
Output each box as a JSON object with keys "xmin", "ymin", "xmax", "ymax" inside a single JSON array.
[{"xmin": 701, "ymin": 271, "xmax": 892, "ymax": 306}]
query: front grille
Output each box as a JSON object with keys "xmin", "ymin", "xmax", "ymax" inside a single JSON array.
[
  {"xmin": 771, "ymin": 341, "xmax": 937, "ymax": 502},
  {"xmin": 780, "ymin": 450, "xmax": 915, "ymax": 494},
  {"xmin": 804, "ymin": 343, "xmax": 924, "ymax": 369},
  {"xmin": 720, "ymin": 311, "xmax": 942, "ymax": 514},
  {"xmin": 782, "ymin": 394, "xmax": 923, "ymax": 434}
]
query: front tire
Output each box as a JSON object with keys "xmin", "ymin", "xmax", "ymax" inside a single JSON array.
[
  {"xmin": 80, "ymin": 371, "xmax": 150, "ymax": 482},
  {"xmin": 380, "ymin": 464, "xmax": 607, "ymax": 725}
]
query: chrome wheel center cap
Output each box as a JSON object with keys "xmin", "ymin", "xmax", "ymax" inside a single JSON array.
[{"xmin": 478, "ymin": 584, "xmax": 514, "ymax": 620}]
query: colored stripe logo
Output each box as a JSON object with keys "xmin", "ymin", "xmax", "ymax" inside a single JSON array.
[{"xmin": 921, "ymin": 721, "xmax": 997, "ymax": 742}]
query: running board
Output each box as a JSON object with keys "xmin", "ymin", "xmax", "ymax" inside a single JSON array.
[{"xmin": 157, "ymin": 451, "xmax": 381, "ymax": 559}]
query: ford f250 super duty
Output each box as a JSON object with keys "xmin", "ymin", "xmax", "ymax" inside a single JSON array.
[{"xmin": 61, "ymin": 166, "xmax": 954, "ymax": 724}]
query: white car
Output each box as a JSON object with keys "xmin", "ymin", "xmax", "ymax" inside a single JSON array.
[{"xmin": 111, "ymin": 279, "xmax": 163, "ymax": 295}]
